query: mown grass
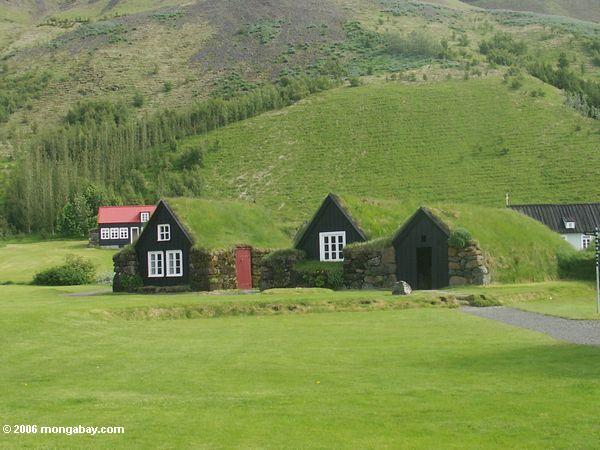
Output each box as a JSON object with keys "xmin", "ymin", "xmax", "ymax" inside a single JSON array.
[
  {"xmin": 0, "ymin": 283, "xmax": 599, "ymax": 448},
  {"xmin": 0, "ymin": 240, "xmax": 114, "ymax": 283}
]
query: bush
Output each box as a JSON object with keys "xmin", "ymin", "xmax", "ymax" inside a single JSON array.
[
  {"xmin": 448, "ymin": 228, "xmax": 472, "ymax": 249},
  {"xmin": 557, "ymin": 249, "xmax": 596, "ymax": 281},
  {"xmin": 348, "ymin": 77, "xmax": 363, "ymax": 87},
  {"xmin": 132, "ymin": 91, "xmax": 145, "ymax": 108},
  {"xmin": 294, "ymin": 260, "xmax": 344, "ymax": 290},
  {"xmin": 33, "ymin": 255, "xmax": 96, "ymax": 286}
]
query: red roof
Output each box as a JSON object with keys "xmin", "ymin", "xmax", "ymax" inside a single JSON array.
[{"xmin": 97, "ymin": 205, "xmax": 156, "ymax": 224}]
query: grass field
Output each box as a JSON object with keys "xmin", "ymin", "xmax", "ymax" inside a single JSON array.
[
  {"xmin": 463, "ymin": 0, "xmax": 600, "ymax": 23},
  {"xmin": 187, "ymin": 76, "xmax": 600, "ymax": 222},
  {"xmin": 0, "ymin": 240, "xmax": 115, "ymax": 283},
  {"xmin": 0, "ymin": 283, "xmax": 598, "ymax": 448}
]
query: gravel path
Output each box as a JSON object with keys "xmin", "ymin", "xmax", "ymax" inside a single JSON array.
[{"xmin": 461, "ymin": 307, "xmax": 600, "ymax": 346}]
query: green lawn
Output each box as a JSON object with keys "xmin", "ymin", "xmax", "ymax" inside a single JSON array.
[
  {"xmin": 457, "ymin": 281, "xmax": 600, "ymax": 319},
  {"xmin": 0, "ymin": 240, "xmax": 115, "ymax": 283},
  {"xmin": 0, "ymin": 284, "xmax": 598, "ymax": 448}
]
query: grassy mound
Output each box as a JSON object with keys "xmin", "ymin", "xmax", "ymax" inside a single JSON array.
[
  {"xmin": 187, "ymin": 76, "xmax": 600, "ymax": 225},
  {"xmin": 166, "ymin": 197, "xmax": 290, "ymax": 250}
]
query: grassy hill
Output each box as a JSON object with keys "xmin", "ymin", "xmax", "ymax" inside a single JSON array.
[
  {"xmin": 462, "ymin": 0, "xmax": 600, "ymax": 23},
  {"xmin": 182, "ymin": 75, "xmax": 600, "ymax": 221}
]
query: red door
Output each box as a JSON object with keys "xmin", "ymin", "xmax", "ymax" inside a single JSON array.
[{"xmin": 235, "ymin": 246, "xmax": 253, "ymax": 289}]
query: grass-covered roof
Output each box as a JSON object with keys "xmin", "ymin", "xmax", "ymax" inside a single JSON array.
[{"xmin": 166, "ymin": 197, "xmax": 290, "ymax": 250}]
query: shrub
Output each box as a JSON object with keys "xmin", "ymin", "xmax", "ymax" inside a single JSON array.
[
  {"xmin": 348, "ymin": 77, "xmax": 363, "ymax": 87},
  {"xmin": 448, "ymin": 228, "xmax": 472, "ymax": 248},
  {"xmin": 132, "ymin": 91, "xmax": 145, "ymax": 108},
  {"xmin": 33, "ymin": 255, "xmax": 96, "ymax": 286},
  {"xmin": 557, "ymin": 249, "xmax": 596, "ymax": 281},
  {"xmin": 294, "ymin": 260, "xmax": 344, "ymax": 290},
  {"xmin": 163, "ymin": 81, "xmax": 173, "ymax": 93}
]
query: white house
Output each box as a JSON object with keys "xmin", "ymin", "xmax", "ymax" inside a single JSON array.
[{"xmin": 510, "ymin": 203, "xmax": 599, "ymax": 251}]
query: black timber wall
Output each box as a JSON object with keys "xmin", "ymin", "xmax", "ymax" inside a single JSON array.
[
  {"xmin": 393, "ymin": 210, "xmax": 449, "ymax": 289},
  {"xmin": 295, "ymin": 199, "xmax": 366, "ymax": 260},
  {"xmin": 135, "ymin": 204, "xmax": 192, "ymax": 287}
]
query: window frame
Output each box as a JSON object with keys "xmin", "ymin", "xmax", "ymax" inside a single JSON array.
[
  {"xmin": 319, "ymin": 231, "xmax": 346, "ymax": 262},
  {"xmin": 157, "ymin": 224, "xmax": 171, "ymax": 242},
  {"xmin": 564, "ymin": 221, "xmax": 576, "ymax": 230},
  {"xmin": 148, "ymin": 251, "xmax": 164, "ymax": 278},
  {"xmin": 110, "ymin": 228, "xmax": 119, "ymax": 240},
  {"xmin": 166, "ymin": 250, "xmax": 183, "ymax": 277},
  {"xmin": 140, "ymin": 212, "xmax": 150, "ymax": 223},
  {"xmin": 119, "ymin": 227, "xmax": 129, "ymax": 240},
  {"xmin": 100, "ymin": 228, "xmax": 110, "ymax": 240},
  {"xmin": 582, "ymin": 234, "xmax": 592, "ymax": 250}
]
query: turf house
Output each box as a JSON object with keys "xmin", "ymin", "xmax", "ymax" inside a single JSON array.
[
  {"xmin": 262, "ymin": 196, "xmax": 575, "ymax": 290},
  {"xmin": 112, "ymin": 198, "xmax": 289, "ymax": 293}
]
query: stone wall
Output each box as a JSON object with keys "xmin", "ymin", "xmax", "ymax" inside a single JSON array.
[
  {"xmin": 343, "ymin": 245, "xmax": 397, "ymax": 289},
  {"xmin": 259, "ymin": 249, "xmax": 304, "ymax": 291},
  {"xmin": 342, "ymin": 240, "xmax": 490, "ymax": 289},
  {"xmin": 448, "ymin": 240, "xmax": 490, "ymax": 286},
  {"xmin": 89, "ymin": 228, "xmax": 99, "ymax": 247},
  {"xmin": 112, "ymin": 247, "xmax": 141, "ymax": 292}
]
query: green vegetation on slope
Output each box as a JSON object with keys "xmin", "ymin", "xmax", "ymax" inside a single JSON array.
[
  {"xmin": 463, "ymin": 0, "xmax": 600, "ymax": 23},
  {"xmin": 167, "ymin": 197, "xmax": 290, "ymax": 250},
  {"xmin": 185, "ymin": 76, "xmax": 600, "ymax": 219},
  {"xmin": 0, "ymin": 284, "xmax": 598, "ymax": 447}
]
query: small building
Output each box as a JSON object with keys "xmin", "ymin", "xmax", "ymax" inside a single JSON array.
[
  {"xmin": 510, "ymin": 203, "xmax": 600, "ymax": 250},
  {"xmin": 112, "ymin": 198, "xmax": 289, "ymax": 293},
  {"xmin": 97, "ymin": 205, "xmax": 156, "ymax": 248},
  {"xmin": 294, "ymin": 193, "xmax": 367, "ymax": 261},
  {"xmin": 134, "ymin": 200, "xmax": 194, "ymax": 287},
  {"xmin": 392, "ymin": 207, "xmax": 451, "ymax": 290}
]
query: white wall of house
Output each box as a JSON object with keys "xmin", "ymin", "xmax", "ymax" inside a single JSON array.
[{"xmin": 562, "ymin": 233, "xmax": 594, "ymax": 251}]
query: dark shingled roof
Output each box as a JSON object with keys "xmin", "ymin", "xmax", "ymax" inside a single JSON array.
[{"xmin": 509, "ymin": 203, "xmax": 600, "ymax": 234}]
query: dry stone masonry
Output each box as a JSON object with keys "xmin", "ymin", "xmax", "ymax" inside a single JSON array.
[{"xmin": 448, "ymin": 240, "xmax": 490, "ymax": 286}]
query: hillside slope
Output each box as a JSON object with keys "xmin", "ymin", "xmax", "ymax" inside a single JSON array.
[
  {"xmin": 462, "ymin": 0, "xmax": 600, "ymax": 23},
  {"xmin": 181, "ymin": 76, "xmax": 600, "ymax": 221}
]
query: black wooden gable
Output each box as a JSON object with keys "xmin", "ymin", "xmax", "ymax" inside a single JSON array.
[
  {"xmin": 134, "ymin": 199, "xmax": 194, "ymax": 287},
  {"xmin": 135, "ymin": 200, "xmax": 194, "ymax": 250},
  {"xmin": 294, "ymin": 193, "xmax": 367, "ymax": 260},
  {"xmin": 392, "ymin": 207, "xmax": 450, "ymax": 246}
]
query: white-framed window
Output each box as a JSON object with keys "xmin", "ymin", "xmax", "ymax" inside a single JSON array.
[
  {"xmin": 148, "ymin": 251, "xmax": 164, "ymax": 277},
  {"xmin": 141, "ymin": 212, "xmax": 150, "ymax": 223},
  {"xmin": 157, "ymin": 224, "xmax": 171, "ymax": 241},
  {"xmin": 100, "ymin": 228, "xmax": 110, "ymax": 240},
  {"xmin": 319, "ymin": 231, "xmax": 346, "ymax": 262},
  {"xmin": 119, "ymin": 227, "xmax": 129, "ymax": 239},
  {"xmin": 166, "ymin": 250, "xmax": 183, "ymax": 277},
  {"xmin": 582, "ymin": 235, "xmax": 592, "ymax": 250},
  {"xmin": 110, "ymin": 228, "xmax": 119, "ymax": 239},
  {"xmin": 564, "ymin": 220, "xmax": 576, "ymax": 229}
]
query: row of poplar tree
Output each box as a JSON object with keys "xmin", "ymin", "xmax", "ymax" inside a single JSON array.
[{"xmin": 4, "ymin": 76, "xmax": 336, "ymax": 235}]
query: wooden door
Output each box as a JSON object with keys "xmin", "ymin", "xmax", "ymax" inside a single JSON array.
[{"xmin": 235, "ymin": 246, "xmax": 253, "ymax": 289}]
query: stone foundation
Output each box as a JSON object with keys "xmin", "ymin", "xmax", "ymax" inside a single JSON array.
[
  {"xmin": 112, "ymin": 247, "xmax": 141, "ymax": 292},
  {"xmin": 448, "ymin": 240, "xmax": 490, "ymax": 286},
  {"xmin": 343, "ymin": 245, "xmax": 397, "ymax": 289},
  {"xmin": 88, "ymin": 228, "xmax": 99, "ymax": 247}
]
